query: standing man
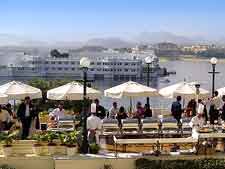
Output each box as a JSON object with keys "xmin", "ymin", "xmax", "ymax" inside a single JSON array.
[
  {"xmin": 210, "ymin": 91, "xmax": 221, "ymax": 124},
  {"xmin": 221, "ymin": 95, "xmax": 225, "ymax": 121},
  {"xmin": 171, "ymin": 96, "xmax": 183, "ymax": 122},
  {"xmin": 17, "ymin": 96, "xmax": 35, "ymax": 139},
  {"xmin": 94, "ymin": 99, "xmax": 106, "ymax": 119}
]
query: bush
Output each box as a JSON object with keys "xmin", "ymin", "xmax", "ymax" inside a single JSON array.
[
  {"xmin": 0, "ymin": 130, "xmax": 19, "ymax": 147},
  {"xmin": 89, "ymin": 143, "xmax": 100, "ymax": 154},
  {"xmin": 32, "ymin": 131, "xmax": 48, "ymax": 146},
  {"xmin": 135, "ymin": 158, "xmax": 225, "ymax": 169},
  {"xmin": 64, "ymin": 131, "xmax": 79, "ymax": 147},
  {"xmin": 0, "ymin": 164, "xmax": 15, "ymax": 169}
]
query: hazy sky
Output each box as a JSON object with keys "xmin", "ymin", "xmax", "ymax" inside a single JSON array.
[{"xmin": 0, "ymin": 0, "xmax": 225, "ymax": 41}]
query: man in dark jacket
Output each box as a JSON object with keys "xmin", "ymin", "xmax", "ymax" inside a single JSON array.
[
  {"xmin": 94, "ymin": 99, "xmax": 106, "ymax": 119},
  {"xmin": 171, "ymin": 96, "xmax": 183, "ymax": 122},
  {"xmin": 17, "ymin": 96, "xmax": 35, "ymax": 139},
  {"xmin": 221, "ymin": 95, "xmax": 225, "ymax": 121}
]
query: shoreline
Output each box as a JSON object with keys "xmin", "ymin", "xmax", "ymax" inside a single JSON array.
[{"xmin": 159, "ymin": 56, "xmax": 225, "ymax": 63}]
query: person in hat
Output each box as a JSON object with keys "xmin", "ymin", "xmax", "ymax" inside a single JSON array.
[{"xmin": 87, "ymin": 110, "xmax": 102, "ymax": 144}]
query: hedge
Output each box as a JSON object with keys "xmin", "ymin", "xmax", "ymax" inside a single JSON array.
[{"xmin": 136, "ymin": 158, "xmax": 225, "ymax": 169}]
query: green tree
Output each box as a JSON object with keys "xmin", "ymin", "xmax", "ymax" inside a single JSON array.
[{"xmin": 28, "ymin": 78, "xmax": 84, "ymax": 112}]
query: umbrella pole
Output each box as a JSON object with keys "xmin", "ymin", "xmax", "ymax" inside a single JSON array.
[
  {"xmin": 13, "ymin": 99, "xmax": 16, "ymax": 112},
  {"xmin": 182, "ymin": 98, "xmax": 185, "ymax": 108},
  {"xmin": 129, "ymin": 97, "xmax": 132, "ymax": 114}
]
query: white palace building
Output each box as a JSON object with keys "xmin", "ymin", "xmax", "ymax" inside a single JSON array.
[{"xmin": 4, "ymin": 49, "xmax": 166, "ymax": 80}]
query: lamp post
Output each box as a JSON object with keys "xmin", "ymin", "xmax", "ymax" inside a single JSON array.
[
  {"xmin": 145, "ymin": 56, "xmax": 153, "ymax": 107},
  {"xmin": 80, "ymin": 57, "xmax": 90, "ymax": 154},
  {"xmin": 195, "ymin": 83, "xmax": 200, "ymax": 104},
  {"xmin": 209, "ymin": 57, "xmax": 219, "ymax": 97}
]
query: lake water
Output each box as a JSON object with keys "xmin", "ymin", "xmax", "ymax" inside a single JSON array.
[
  {"xmin": 0, "ymin": 60, "xmax": 224, "ymax": 110},
  {"xmin": 94, "ymin": 60, "xmax": 225, "ymax": 109}
]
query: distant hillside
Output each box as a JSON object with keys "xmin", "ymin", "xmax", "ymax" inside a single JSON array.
[
  {"xmin": 85, "ymin": 37, "xmax": 135, "ymax": 48},
  {"xmin": 71, "ymin": 46, "xmax": 107, "ymax": 52},
  {"xmin": 0, "ymin": 33, "xmax": 49, "ymax": 47},
  {"xmin": 136, "ymin": 32, "xmax": 195, "ymax": 45},
  {"xmin": 1, "ymin": 32, "xmax": 225, "ymax": 49}
]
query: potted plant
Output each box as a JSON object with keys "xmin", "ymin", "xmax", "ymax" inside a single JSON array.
[
  {"xmin": 0, "ymin": 130, "xmax": 18, "ymax": 157},
  {"xmin": 45, "ymin": 131, "xmax": 58, "ymax": 155},
  {"xmin": 64, "ymin": 131, "xmax": 79, "ymax": 156},
  {"xmin": 89, "ymin": 143, "xmax": 100, "ymax": 154},
  {"xmin": 58, "ymin": 132, "xmax": 67, "ymax": 155},
  {"xmin": 32, "ymin": 131, "xmax": 46, "ymax": 156}
]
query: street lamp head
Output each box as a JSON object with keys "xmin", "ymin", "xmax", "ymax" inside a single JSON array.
[
  {"xmin": 195, "ymin": 83, "xmax": 200, "ymax": 89},
  {"xmin": 145, "ymin": 56, "xmax": 153, "ymax": 64},
  {"xmin": 210, "ymin": 57, "xmax": 218, "ymax": 65},
  {"xmin": 80, "ymin": 57, "xmax": 91, "ymax": 68}
]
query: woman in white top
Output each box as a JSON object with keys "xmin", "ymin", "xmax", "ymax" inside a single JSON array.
[
  {"xmin": 190, "ymin": 104, "xmax": 205, "ymax": 129},
  {"xmin": 109, "ymin": 102, "xmax": 119, "ymax": 119},
  {"xmin": 190, "ymin": 104, "xmax": 206, "ymax": 139},
  {"xmin": 49, "ymin": 103, "xmax": 65, "ymax": 121}
]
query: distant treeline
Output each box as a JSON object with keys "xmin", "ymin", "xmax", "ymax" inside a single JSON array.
[{"xmin": 50, "ymin": 49, "xmax": 69, "ymax": 58}]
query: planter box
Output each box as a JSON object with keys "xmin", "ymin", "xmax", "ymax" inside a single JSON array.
[{"xmin": 0, "ymin": 140, "xmax": 64, "ymax": 156}]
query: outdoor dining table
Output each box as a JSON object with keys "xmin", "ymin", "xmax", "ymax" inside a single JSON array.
[
  {"xmin": 47, "ymin": 128, "xmax": 74, "ymax": 132},
  {"xmin": 198, "ymin": 132, "xmax": 225, "ymax": 139},
  {"xmin": 197, "ymin": 132, "xmax": 225, "ymax": 155},
  {"xmin": 113, "ymin": 136, "xmax": 198, "ymax": 157}
]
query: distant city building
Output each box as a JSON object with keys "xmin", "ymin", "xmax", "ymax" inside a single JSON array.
[
  {"xmin": 153, "ymin": 42, "xmax": 181, "ymax": 57},
  {"xmin": 154, "ymin": 42, "xmax": 179, "ymax": 51},
  {"xmin": 182, "ymin": 44, "xmax": 214, "ymax": 54}
]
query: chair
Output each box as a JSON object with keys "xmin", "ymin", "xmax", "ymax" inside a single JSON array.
[
  {"xmin": 161, "ymin": 117, "xmax": 178, "ymax": 129},
  {"xmin": 181, "ymin": 117, "xmax": 192, "ymax": 133},
  {"xmin": 121, "ymin": 119, "xmax": 139, "ymax": 133},
  {"xmin": 58, "ymin": 115, "xmax": 76, "ymax": 129},
  {"xmin": 141, "ymin": 118, "xmax": 159, "ymax": 131},
  {"xmin": 102, "ymin": 119, "xmax": 119, "ymax": 134}
]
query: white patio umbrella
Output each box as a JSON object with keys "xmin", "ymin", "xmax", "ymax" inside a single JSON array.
[
  {"xmin": 217, "ymin": 87, "xmax": 225, "ymax": 96},
  {"xmin": 0, "ymin": 81, "xmax": 42, "ymax": 100},
  {"xmin": 47, "ymin": 81, "xmax": 101, "ymax": 100},
  {"xmin": 104, "ymin": 81, "xmax": 159, "ymax": 98},
  {"xmin": 159, "ymin": 81, "xmax": 210, "ymax": 100},
  {"xmin": 104, "ymin": 81, "xmax": 159, "ymax": 111},
  {"xmin": 0, "ymin": 94, "xmax": 8, "ymax": 104}
]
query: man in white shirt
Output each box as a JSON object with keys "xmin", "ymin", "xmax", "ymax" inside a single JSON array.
[
  {"xmin": 210, "ymin": 91, "xmax": 222, "ymax": 124},
  {"xmin": 87, "ymin": 112, "xmax": 102, "ymax": 144},
  {"xmin": 49, "ymin": 102, "xmax": 65, "ymax": 121},
  {"xmin": 109, "ymin": 102, "xmax": 119, "ymax": 119}
]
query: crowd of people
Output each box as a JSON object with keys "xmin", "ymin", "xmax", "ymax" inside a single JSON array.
[
  {"xmin": 1, "ymin": 91, "xmax": 225, "ymax": 142},
  {"xmin": 171, "ymin": 91, "xmax": 225, "ymax": 130}
]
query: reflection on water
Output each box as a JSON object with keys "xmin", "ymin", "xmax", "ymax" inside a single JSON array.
[{"xmin": 0, "ymin": 60, "xmax": 224, "ymax": 110}]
